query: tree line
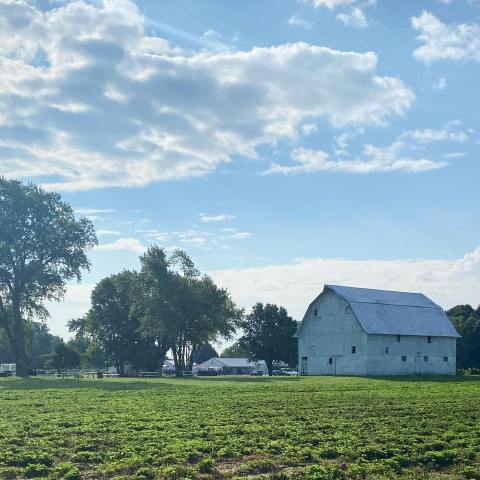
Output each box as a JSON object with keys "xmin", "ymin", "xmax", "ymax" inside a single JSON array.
[{"xmin": 0, "ymin": 177, "xmax": 479, "ymax": 376}]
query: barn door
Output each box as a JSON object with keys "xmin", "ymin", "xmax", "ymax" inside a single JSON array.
[
  {"xmin": 301, "ymin": 356, "xmax": 308, "ymax": 375},
  {"xmin": 415, "ymin": 355, "xmax": 422, "ymax": 374}
]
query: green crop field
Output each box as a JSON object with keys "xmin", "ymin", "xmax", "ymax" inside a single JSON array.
[{"xmin": 1, "ymin": 376, "xmax": 480, "ymax": 480}]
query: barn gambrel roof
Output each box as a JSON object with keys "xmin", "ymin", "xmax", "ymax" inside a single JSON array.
[{"xmin": 299, "ymin": 285, "xmax": 460, "ymax": 338}]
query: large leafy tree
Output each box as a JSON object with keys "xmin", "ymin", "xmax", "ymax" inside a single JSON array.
[
  {"xmin": 170, "ymin": 258, "xmax": 241, "ymax": 373},
  {"xmin": 240, "ymin": 303, "xmax": 298, "ymax": 375},
  {"xmin": 0, "ymin": 178, "xmax": 96, "ymax": 376},
  {"xmin": 71, "ymin": 270, "xmax": 158, "ymax": 375},
  {"xmin": 137, "ymin": 247, "xmax": 182, "ymax": 375},
  {"xmin": 138, "ymin": 247, "xmax": 241, "ymax": 374},
  {"xmin": 447, "ymin": 305, "xmax": 480, "ymax": 369}
]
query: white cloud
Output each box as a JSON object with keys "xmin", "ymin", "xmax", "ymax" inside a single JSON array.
[
  {"xmin": 97, "ymin": 229, "xmax": 121, "ymax": 236},
  {"xmin": 443, "ymin": 152, "xmax": 466, "ymax": 159},
  {"xmin": 412, "ymin": 11, "xmax": 480, "ymax": 63},
  {"xmin": 0, "ymin": 0, "xmax": 413, "ymax": 191},
  {"xmin": 96, "ymin": 237, "xmax": 146, "ymax": 253},
  {"xmin": 199, "ymin": 213, "xmax": 235, "ymax": 223},
  {"xmin": 288, "ymin": 15, "xmax": 313, "ymax": 29},
  {"xmin": 210, "ymin": 247, "xmax": 480, "ymax": 321},
  {"xmin": 433, "ymin": 77, "xmax": 447, "ymax": 91},
  {"xmin": 301, "ymin": 123, "xmax": 319, "ymax": 135},
  {"xmin": 265, "ymin": 146, "xmax": 445, "ymax": 175},
  {"xmin": 74, "ymin": 208, "xmax": 116, "ymax": 215},
  {"xmin": 337, "ymin": 7, "xmax": 367, "ymax": 29},
  {"xmin": 230, "ymin": 231, "xmax": 252, "ymax": 240},
  {"xmin": 400, "ymin": 125, "xmax": 468, "ymax": 143},
  {"xmin": 265, "ymin": 121, "xmax": 469, "ymax": 175},
  {"xmin": 301, "ymin": 0, "xmax": 375, "ymax": 28},
  {"xmin": 301, "ymin": 0, "xmax": 355, "ymax": 8}
]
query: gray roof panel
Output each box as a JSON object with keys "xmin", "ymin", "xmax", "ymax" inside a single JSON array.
[{"xmin": 325, "ymin": 285, "xmax": 460, "ymax": 338}]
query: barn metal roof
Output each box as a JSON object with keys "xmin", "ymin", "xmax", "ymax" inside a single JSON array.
[{"xmin": 326, "ymin": 285, "xmax": 460, "ymax": 338}]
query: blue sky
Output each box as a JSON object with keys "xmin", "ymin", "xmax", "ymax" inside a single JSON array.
[{"xmin": 1, "ymin": 0, "xmax": 479, "ymax": 337}]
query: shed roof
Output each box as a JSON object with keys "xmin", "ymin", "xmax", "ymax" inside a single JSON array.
[
  {"xmin": 324, "ymin": 285, "xmax": 460, "ymax": 337},
  {"xmin": 205, "ymin": 357, "xmax": 266, "ymax": 368}
]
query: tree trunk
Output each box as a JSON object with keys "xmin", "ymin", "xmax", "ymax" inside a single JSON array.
[
  {"xmin": 12, "ymin": 298, "xmax": 29, "ymax": 377},
  {"xmin": 266, "ymin": 360, "xmax": 273, "ymax": 376}
]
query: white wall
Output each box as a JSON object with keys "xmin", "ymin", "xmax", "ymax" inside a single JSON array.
[
  {"xmin": 298, "ymin": 290, "xmax": 368, "ymax": 375},
  {"xmin": 366, "ymin": 334, "xmax": 456, "ymax": 375}
]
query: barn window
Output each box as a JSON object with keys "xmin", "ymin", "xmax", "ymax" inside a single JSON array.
[
  {"xmin": 385, "ymin": 346, "xmax": 389, "ymax": 354},
  {"xmin": 427, "ymin": 336, "xmax": 432, "ymax": 343},
  {"xmin": 401, "ymin": 356, "xmax": 407, "ymax": 362},
  {"xmin": 396, "ymin": 335, "xmax": 401, "ymax": 343},
  {"xmin": 443, "ymin": 356, "xmax": 448, "ymax": 362},
  {"xmin": 423, "ymin": 356, "xmax": 429, "ymax": 362},
  {"xmin": 328, "ymin": 357, "xmax": 333, "ymax": 365},
  {"xmin": 345, "ymin": 306, "xmax": 351, "ymax": 314},
  {"xmin": 351, "ymin": 346, "xmax": 356, "ymax": 354},
  {"xmin": 313, "ymin": 308, "xmax": 318, "ymax": 316}
]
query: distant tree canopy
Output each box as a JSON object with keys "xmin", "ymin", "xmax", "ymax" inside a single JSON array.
[
  {"xmin": 194, "ymin": 343, "xmax": 218, "ymax": 364},
  {"xmin": 43, "ymin": 341, "xmax": 81, "ymax": 371},
  {"xmin": 0, "ymin": 178, "xmax": 96, "ymax": 375},
  {"xmin": 72, "ymin": 246, "xmax": 241, "ymax": 375},
  {"xmin": 240, "ymin": 303, "xmax": 298, "ymax": 375},
  {"xmin": 221, "ymin": 340, "xmax": 251, "ymax": 358},
  {"xmin": 447, "ymin": 304, "xmax": 480, "ymax": 369},
  {"xmin": 0, "ymin": 321, "xmax": 61, "ymax": 369}
]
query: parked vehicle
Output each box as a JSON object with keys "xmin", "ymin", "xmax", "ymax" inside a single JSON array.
[{"xmin": 250, "ymin": 370, "xmax": 263, "ymax": 376}]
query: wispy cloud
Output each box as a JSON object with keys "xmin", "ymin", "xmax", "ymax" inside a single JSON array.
[
  {"xmin": 264, "ymin": 122, "xmax": 468, "ymax": 175},
  {"xmin": 288, "ymin": 15, "xmax": 313, "ymax": 29},
  {"xmin": 300, "ymin": 0, "xmax": 375, "ymax": 28},
  {"xmin": 96, "ymin": 238, "xmax": 146, "ymax": 253},
  {"xmin": 74, "ymin": 208, "xmax": 116, "ymax": 215},
  {"xmin": 97, "ymin": 230, "xmax": 121, "ymax": 236},
  {"xmin": 433, "ymin": 77, "xmax": 447, "ymax": 91},
  {"xmin": 199, "ymin": 213, "xmax": 236, "ymax": 223}
]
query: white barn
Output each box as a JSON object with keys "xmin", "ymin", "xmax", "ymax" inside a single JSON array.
[{"xmin": 296, "ymin": 285, "xmax": 459, "ymax": 376}]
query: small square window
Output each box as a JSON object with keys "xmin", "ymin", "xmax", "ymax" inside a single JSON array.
[
  {"xmin": 401, "ymin": 356, "xmax": 407, "ymax": 362},
  {"xmin": 328, "ymin": 357, "xmax": 333, "ymax": 365},
  {"xmin": 427, "ymin": 336, "xmax": 432, "ymax": 343},
  {"xmin": 385, "ymin": 346, "xmax": 389, "ymax": 354},
  {"xmin": 443, "ymin": 356, "xmax": 448, "ymax": 362},
  {"xmin": 351, "ymin": 346, "xmax": 356, "ymax": 354},
  {"xmin": 345, "ymin": 306, "xmax": 351, "ymax": 314},
  {"xmin": 313, "ymin": 308, "xmax": 318, "ymax": 316},
  {"xmin": 423, "ymin": 355, "xmax": 429, "ymax": 362},
  {"xmin": 396, "ymin": 335, "xmax": 401, "ymax": 343}
]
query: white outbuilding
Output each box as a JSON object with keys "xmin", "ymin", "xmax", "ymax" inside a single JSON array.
[
  {"xmin": 195, "ymin": 357, "xmax": 268, "ymax": 375},
  {"xmin": 296, "ymin": 285, "xmax": 459, "ymax": 376}
]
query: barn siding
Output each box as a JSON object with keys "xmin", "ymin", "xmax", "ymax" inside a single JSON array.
[
  {"xmin": 298, "ymin": 289, "xmax": 368, "ymax": 375},
  {"xmin": 366, "ymin": 334, "xmax": 456, "ymax": 375}
]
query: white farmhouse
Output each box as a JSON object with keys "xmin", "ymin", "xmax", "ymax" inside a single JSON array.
[{"xmin": 296, "ymin": 285, "xmax": 459, "ymax": 376}]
